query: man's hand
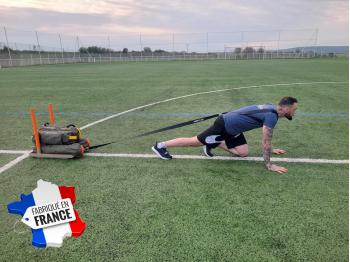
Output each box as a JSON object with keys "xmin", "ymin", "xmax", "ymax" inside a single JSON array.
[
  {"xmin": 272, "ymin": 148, "xmax": 286, "ymax": 155},
  {"xmin": 268, "ymin": 164, "xmax": 288, "ymax": 174},
  {"xmin": 262, "ymin": 126, "xmax": 288, "ymax": 174}
]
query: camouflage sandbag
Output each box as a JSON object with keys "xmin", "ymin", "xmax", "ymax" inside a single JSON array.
[
  {"xmin": 37, "ymin": 124, "xmax": 81, "ymax": 145},
  {"xmin": 33, "ymin": 143, "xmax": 85, "ymax": 158}
]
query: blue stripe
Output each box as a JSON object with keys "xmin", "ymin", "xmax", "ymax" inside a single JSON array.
[
  {"xmin": 7, "ymin": 193, "xmax": 47, "ymax": 248},
  {"xmin": 26, "ymin": 194, "xmax": 46, "ymax": 248},
  {"xmin": 24, "ymin": 194, "xmax": 47, "ymax": 248},
  {"xmin": 32, "ymin": 228, "xmax": 46, "ymax": 248}
]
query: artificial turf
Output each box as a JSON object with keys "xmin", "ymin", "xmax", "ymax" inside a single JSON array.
[{"xmin": 0, "ymin": 58, "xmax": 348, "ymax": 261}]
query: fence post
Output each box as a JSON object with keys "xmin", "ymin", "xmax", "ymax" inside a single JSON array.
[
  {"xmin": 59, "ymin": 34, "xmax": 64, "ymax": 64},
  {"xmin": 277, "ymin": 30, "xmax": 281, "ymax": 58},
  {"xmin": 3, "ymin": 27, "xmax": 13, "ymax": 66},
  {"xmin": 139, "ymin": 33, "xmax": 143, "ymax": 60},
  {"xmin": 108, "ymin": 36, "xmax": 112, "ymax": 63}
]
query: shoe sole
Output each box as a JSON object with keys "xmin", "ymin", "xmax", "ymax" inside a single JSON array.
[
  {"xmin": 152, "ymin": 146, "xmax": 172, "ymax": 160},
  {"xmin": 203, "ymin": 146, "xmax": 214, "ymax": 157}
]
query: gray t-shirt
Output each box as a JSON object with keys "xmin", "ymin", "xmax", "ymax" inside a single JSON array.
[{"xmin": 222, "ymin": 104, "xmax": 278, "ymax": 135}]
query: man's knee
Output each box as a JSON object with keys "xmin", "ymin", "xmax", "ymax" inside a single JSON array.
[
  {"xmin": 237, "ymin": 151, "xmax": 249, "ymax": 157},
  {"xmin": 232, "ymin": 145, "xmax": 249, "ymax": 157},
  {"xmin": 189, "ymin": 136, "xmax": 204, "ymax": 146}
]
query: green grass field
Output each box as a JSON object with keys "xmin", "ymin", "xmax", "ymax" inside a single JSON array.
[{"xmin": 0, "ymin": 58, "xmax": 348, "ymax": 261}]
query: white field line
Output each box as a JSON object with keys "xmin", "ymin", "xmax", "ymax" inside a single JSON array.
[
  {"xmin": 0, "ymin": 150, "xmax": 347, "ymax": 165},
  {"xmin": 85, "ymin": 153, "xmax": 349, "ymax": 164},
  {"xmin": 0, "ymin": 152, "xmax": 30, "ymax": 174},
  {"xmin": 79, "ymin": 81, "xmax": 348, "ymax": 130},
  {"xmin": 0, "ymin": 150, "xmax": 31, "ymax": 154}
]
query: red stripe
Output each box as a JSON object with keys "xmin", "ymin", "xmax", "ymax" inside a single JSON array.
[
  {"xmin": 69, "ymin": 210, "xmax": 86, "ymax": 237},
  {"xmin": 58, "ymin": 186, "xmax": 76, "ymax": 204},
  {"xmin": 58, "ymin": 186, "xmax": 86, "ymax": 237}
]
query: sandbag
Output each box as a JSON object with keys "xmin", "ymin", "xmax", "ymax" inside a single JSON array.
[
  {"xmin": 37, "ymin": 124, "xmax": 80, "ymax": 145},
  {"xmin": 31, "ymin": 123, "xmax": 90, "ymax": 157},
  {"xmin": 33, "ymin": 143, "xmax": 84, "ymax": 158}
]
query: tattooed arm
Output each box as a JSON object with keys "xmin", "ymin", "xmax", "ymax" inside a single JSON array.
[
  {"xmin": 262, "ymin": 126, "xmax": 288, "ymax": 174},
  {"xmin": 262, "ymin": 125, "xmax": 273, "ymax": 169}
]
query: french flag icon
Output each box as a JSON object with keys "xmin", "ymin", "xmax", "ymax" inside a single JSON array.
[{"xmin": 7, "ymin": 180, "xmax": 86, "ymax": 248}]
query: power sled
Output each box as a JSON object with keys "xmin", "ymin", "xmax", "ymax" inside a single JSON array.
[{"xmin": 30, "ymin": 104, "xmax": 90, "ymax": 159}]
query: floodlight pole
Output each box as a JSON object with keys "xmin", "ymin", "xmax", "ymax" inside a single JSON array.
[
  {"xmin": 277, "ymin": 30, "xmax": 281, "ymax": 58},
  {"xmin": 206, "ymin": 32, "xmax": 209, "ymax": 59},
  {"xmin": 3, "ymin": 27, "xmax": 12, "ymax": 66},
  {"xmin": 35, "ymin": 31, "xmax": 42, "ymax": 65},
  {"xmin": 172, "ymin": 33, "xmax": 175, "ymax": 59}
]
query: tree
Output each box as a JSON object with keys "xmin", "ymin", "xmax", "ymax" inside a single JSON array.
[
  {"xmin": 143, "ymin": 47, "xmax": 152, "ymax": 53},
  {"xmin": 79, "ymin": 47, "xmax": 88, "ymax": 53},
  {"xmin": 78, "ymin": 46, "xmax": 113, "ymax": 54},
  {"xmin": 243, "ymin": 47, "xmax": 255, "ymax": 53},
  {"xmin": 122, "ymin": 48, "xmax": 128, "ymax": 54},
  {"xmin": 154, "ymin": 49, "xmax": 166, "ymax": 54},
  {"xmin": 257, "ymin": 47, "xmax": 265, "ymax": 54},
  {"xmin": 0, "ymin": 46, "xmax": 13, "ymax": 53},
  {"xmin": 234, "ymin": 47, "xmax": 242, "ymax": 54}
]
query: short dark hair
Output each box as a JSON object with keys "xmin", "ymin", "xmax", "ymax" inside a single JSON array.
[{"xmin": 278, "ymin": 96, "xmax": 298, "ymax": 106}]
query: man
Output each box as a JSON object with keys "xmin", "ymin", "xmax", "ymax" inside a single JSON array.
[{"xmin": 152, "ymin": 96, "xmax": 298, "ymax": 174}]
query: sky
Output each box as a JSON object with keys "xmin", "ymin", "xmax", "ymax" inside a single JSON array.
[{"xmin": 0, "ymin": 0, "xmax": 348, "ymax": 52}]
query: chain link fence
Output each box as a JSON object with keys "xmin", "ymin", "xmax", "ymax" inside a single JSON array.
[{"xmin": 0, "ymin": 27, "xmax": 346, "ymax": 67}]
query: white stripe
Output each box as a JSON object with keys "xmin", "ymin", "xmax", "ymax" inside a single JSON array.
[
  {"xmin": 86, "ymin": 153, "xmax": 349, "ymax": 164},
  {"xmin": 0, "ymin": 150, "xmax": 348, "ymax": 164},
  {"xmin": 79, "ymin": 81, "xmax": 348, "ymax": 130},
  {"xmin": 0, "ymin": 153, "xmax": 30, "ymax": 174},
  {"xmin": 0, "ymin": 150, "xmax": 31, "ymax": 154}
]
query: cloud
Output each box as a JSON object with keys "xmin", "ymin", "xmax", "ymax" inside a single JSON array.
[{"xmin": 0, "ymin": 0, "xmax": 347, "ymax": 51}]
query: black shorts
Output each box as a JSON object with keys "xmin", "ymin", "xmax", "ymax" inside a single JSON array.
[{"xmin": 197, "ymin": 115, "xmax": 247, "ymax": 149}]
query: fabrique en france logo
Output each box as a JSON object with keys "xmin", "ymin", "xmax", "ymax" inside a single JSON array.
[{"xmin": 7, "ymin": 179, "xmax": 86, "ymax": 248}]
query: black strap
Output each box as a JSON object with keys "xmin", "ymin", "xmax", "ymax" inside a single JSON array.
[
  {"xmin": 135, "ymin": 113, "xmax": 221, "ymax": 138},
  {"xmin": 89, "ymin": 141, "xmax": 116, "ymax": 150},
  {"xmin": 88, "ymin": 113, "xmax": 222, "ymax": 150}
]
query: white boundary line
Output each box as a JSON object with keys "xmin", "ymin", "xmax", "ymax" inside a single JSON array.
[
  {"xmin": 79, "ymin": 81, "xmax": 348, "ymax": 130},
  {"xmin": 0, "ymin": 150, "xmax": 31, "ymax": 154},
  {"xmin": 86, "ymin": 153, "xmax": 349, "ymax": 164},
  {"xmin": 0, "ymin": 152, "xmax": 30, "ymax": 174},
  {"xmin": 0, "ymin": 150, "xmax": 348, "ymax": 164}
]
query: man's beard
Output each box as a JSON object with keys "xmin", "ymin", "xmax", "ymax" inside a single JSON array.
[{"xmin": 285, "ymin": 114, "xmax": 293, "ymax": 120}]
